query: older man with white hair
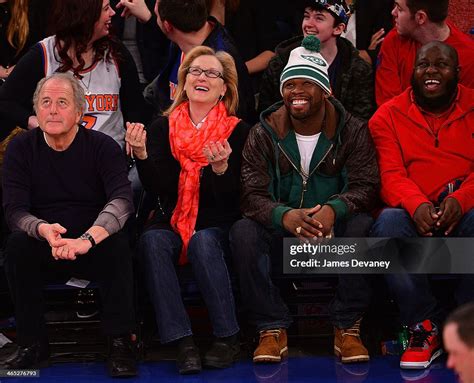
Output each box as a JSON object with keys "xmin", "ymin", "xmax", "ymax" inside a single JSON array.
[{"xmin": 1, "ymin": 73, "xmax": 137, "ymax": 378}]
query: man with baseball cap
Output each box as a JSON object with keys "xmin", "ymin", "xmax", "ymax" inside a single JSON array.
[
  {"xmin": 231, "ymin": 36, "xmax": 379, "ymax": 364},
  {"xmin": 258, "ymin": 0, "xmax": 375, "ymax": 121}
]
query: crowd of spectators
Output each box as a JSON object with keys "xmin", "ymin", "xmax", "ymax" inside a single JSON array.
[{"xmin": 0, "ymin": 0, "xmax": 472, "ymax": 378}]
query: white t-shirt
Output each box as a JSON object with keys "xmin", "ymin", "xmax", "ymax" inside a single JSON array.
[{"xmin": 295, "ymin": 132, "xmax": 321, "ymax": 175}]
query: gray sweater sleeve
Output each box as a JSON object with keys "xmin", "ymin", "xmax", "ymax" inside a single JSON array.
[
  {"xmin": 10, "ymin": 211, "xmax": 47, "ymax": 240},
  {"xmin": 11, "ymin": 198, "xmax": 132, "ymax": 239},
  {"xmin": 92, "ymin": 197, "xmax": 133, "ymax": 235}
]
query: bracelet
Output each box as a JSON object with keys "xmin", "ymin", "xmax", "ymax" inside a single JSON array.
[
  {"xmin": 80, "ymin": 232, "xmax": 96, "ymax": 248},
  {"xmin": 213, "ymin": 163, "xmax": 228, "ymax": 176}
]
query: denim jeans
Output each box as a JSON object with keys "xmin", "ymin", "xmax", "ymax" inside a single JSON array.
[
  {"xmin": 229, "ymin": 218, "xmax": 292, "ymax": 332},
  {"xmin": 371, "ymin": 208, "xmax": 474, "ymax": 326},
  {"xmin": 230, "ymin": 214, "xmax": 373, "ymax": 331},
  {"xmin": 138, "ymin": 227, "xmax": 239, "ymax": 343},
  {"xmin": 331, "ymin": 214, "xmax": 373, "ymax": 329}
]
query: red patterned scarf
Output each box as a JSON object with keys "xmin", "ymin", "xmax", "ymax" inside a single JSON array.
[{"xmin": 168, "ymin": 101, "xmax": 240, "ymax": 264}]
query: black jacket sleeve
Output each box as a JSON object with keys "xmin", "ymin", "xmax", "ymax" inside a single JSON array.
[
  {"xmin": 135, "ymin": 117, "xmax": 180, "ymax": 197},
  {"xmin": 117, "ymin": 43, "xmax": 149, "ymax": 124},
  {"xmin": 2, "ymin": 133, "xmax": 34, "ymax": 231},
  {"xmin": 240, "ymin": 123, "xmax": 285, "ymax": 227},
  {"xmin": 335, "ymin": 117, "xmax": 380, "ymax": 214},
  {"xmin": 0, "ymin": 43, "xmax": 44, "ymax": 134}
]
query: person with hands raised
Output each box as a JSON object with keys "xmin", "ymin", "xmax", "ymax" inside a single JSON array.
[
  {"xmin": 231, "ymin": 36, "xmax": 379, "ymax": 366},
  {"xmin": 131, "ymin": 46, "xmax": 249, "ymax": 375}
]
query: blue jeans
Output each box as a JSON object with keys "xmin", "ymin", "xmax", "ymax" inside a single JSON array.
[
  {"xmin": 331, "ymin": 214, "xmax": 373, "ymax": 328},
  {"xmin": 138, "ymin": 227, "xmax": 239, "ymax": 343},
  {"xmin": 229, "ymin": 219, "xmax": 292, "ymax": 332},
  {"xmin": 230, "ymin": 214, "xmax": 373, "ymax": 331},
  {"xmin": 371, "ymin": 208, "xmax": 474, "ymax": 325}
]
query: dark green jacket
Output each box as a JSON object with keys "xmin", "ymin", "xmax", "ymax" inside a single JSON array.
[{"xmin": 240, "ymin": 98, "xmax": 380, "ymax": 229}]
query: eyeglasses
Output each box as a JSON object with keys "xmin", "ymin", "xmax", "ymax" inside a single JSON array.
[{"xmin": 187, "ymin": 66, "xmax": 223, "ymax": 79}]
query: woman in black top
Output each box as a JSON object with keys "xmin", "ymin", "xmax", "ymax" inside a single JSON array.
[{"xmin": 126, "ymin": 45, "xmax": 249, "ymax": 375}]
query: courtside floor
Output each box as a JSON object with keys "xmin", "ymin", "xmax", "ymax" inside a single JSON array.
[{"xmin": 1, "ymin": 355, "xmax": 455, "ymax": 382}]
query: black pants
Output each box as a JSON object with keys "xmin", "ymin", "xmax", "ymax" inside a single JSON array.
[{"xmin": 4, "ymin": 231, "xmax": 136, "ymax": 346}]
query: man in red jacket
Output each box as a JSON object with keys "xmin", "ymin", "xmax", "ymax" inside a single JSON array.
[
  {"xmin": 375, "ymin": 0, "xmax": 474, "ymax": 106},
  {"xmin": 369, "ymin": 41, "xmax": 474, "ymax": 370}
]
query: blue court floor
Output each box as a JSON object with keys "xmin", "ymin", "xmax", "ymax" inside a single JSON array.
[{"xmin": 1, "ymin": 355, "xmax": 456, "ymax": 383}]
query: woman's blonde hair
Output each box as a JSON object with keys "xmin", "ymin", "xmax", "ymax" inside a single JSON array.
[
  {"xmin": 164, "ymin": 45, "xmax": 239, "ymax": 116},
  {"xmin": 7, "ymin": 0, "xmax": 30, "ymax": 55}
]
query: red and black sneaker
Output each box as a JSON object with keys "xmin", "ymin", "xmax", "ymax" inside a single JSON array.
[{"xmin": 400, "ymin": 320, "xmax": 443, "ymax": 369}]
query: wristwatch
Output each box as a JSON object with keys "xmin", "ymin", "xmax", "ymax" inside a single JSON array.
[{"xmin": 80, "ymin": 232, "xmax": 96, "ymax": 248}]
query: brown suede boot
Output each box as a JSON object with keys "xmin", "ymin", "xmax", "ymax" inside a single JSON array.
[
  {"xmin": 334, "ymin": 319, "xmax": 370, "ymax": 363},
  {"xmin": 253, "ymin": 329, "xmax": 288, "ymax": 363}
]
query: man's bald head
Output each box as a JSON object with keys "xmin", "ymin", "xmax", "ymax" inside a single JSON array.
[
  {"xmin": 416, "ymin": 41, "xmax": 459, "ymax": 68},
  {"xmin": 411, "ymin": 41, "xmax": 460, "ymax": 113}
]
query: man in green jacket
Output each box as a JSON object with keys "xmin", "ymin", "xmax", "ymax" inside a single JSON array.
[{"xmin": 231, "ymin": 36, "xmax": 379, "ymax": 365}]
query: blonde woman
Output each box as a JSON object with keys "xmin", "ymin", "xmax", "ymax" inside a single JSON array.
[
  {"xmin": 0, "ymin": 0, "xmax": 51, "ymax": 82},
  {"xmin": 126, "ymin": 45, "xmax": 249, "ymax": 375}
]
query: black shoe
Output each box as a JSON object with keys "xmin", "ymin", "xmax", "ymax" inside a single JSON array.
[
  {"xmin": 204, "ymin": 335, "xmax": 240, "ymax": 369},
  {"xmin": 107, "ymin": 335, "xmax": 138, "ymax": 378},
  {"xmin": 177, "ymin": 341, "xmax": 201, "ymax": 375},
  {"xmin": 75, "ymin": 289, "xmax": 99, "ymax": 319},
  {"xmin": 1, "ymin": 342, "xmax": 50, "ymax": 369}
]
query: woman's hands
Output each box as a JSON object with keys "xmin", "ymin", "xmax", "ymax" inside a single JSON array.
[
  {"xmin": 125, "ymin": 122, "xmax": 147, "ymax": 160},
  {"xmin": 203, "ymin": 139, "xmax": 232, "ymax": 175}
]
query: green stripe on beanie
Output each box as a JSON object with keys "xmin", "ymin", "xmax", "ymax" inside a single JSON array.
[{"xmin": 280, "ymin": 68, "xmax": 331, "ymax": 95}]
